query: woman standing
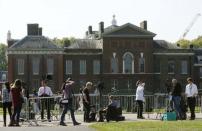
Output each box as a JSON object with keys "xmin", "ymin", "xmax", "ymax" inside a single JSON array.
[
  {"xmin": 135, "ymin": 80, "xmax": 145, "ymax": 119},
  {"xmin": 9, "ymin": 79, "xmax": 23, "ymax": 126},
  {"xmin": 1, "ymin": 81, "xmax": 12, "ymax": 126}
]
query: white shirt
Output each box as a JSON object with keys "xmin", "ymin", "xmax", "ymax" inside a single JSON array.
[
  {"xmin": 38, "ymin": 86, "xmax": 53, "ymax": 96},
  {"xmin": 185, "ymin": 83, "xmax": 198, "ymax": 97},
  {"xmin": 136, "ymin": 84, "xmax": 144, "ymax": 101}
]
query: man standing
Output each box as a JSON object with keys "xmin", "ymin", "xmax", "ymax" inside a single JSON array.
[
  {"xmin": 135, "ymin": 80, "xmax": 145, "ymax": 119},
  {"xmin": 83, "ymin": 82, "xmax": 92, "ymax": 122},
  {"xmin": 185, "ymin": 77, "xmax": 198, "ymax": 120},
  {"xmin": 171, "ymin": 79, "xmax": 182, "ymax": 120},
  {"xmin": 38, "ymin": 80, "xmax": 53, "ymax": 122},
  {"xmin": 59, "ymin": 78, "xmax": 80, "ymax": 126}
]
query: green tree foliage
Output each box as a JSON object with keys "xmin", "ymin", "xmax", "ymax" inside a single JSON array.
[
  {"xmin": 176, "ymin": 39, "xmax": 190, "ymax": 48},
  {"xmin": 52, "ymin": 37, "xmax": 75, "ymax": 47},
  {"xmin": 192, "ymin": 36, "xmax": 202, "ymax": 48},
  {"xmin": 0, "ymin": 43, "xmax": 7, "ymax": 70},
  {"xmin": 176, "ymin": 36, "xmax": 202, "ymax": 48}
]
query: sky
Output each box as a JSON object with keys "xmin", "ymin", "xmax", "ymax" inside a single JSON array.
[{"xmin": 0, "ymin": 0, "xmax": 202, "ymax": 44}]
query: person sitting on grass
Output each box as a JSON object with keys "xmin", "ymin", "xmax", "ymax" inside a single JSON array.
[{"xmin": 98, "ymin": 95, "xmax": 118, "ymax": 122}]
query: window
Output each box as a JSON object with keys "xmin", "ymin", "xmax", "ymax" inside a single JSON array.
[
  {"xmin": 111, "ymin": 57, "xmax": 118, "ymax": 73},
  {"xmin": 47, "ymin": 58, "xmax": 54, "ymax": 75},
  {"xmin": 123, "ymin": 52, "xmax": 134, "ymax": 74},
  {"xmin": 154, "ymin": 59, "xmax": 160, "ymax": 73},
  {"xmin": 181, "ymin": 60, "xmax": 188, "ymax": 74},
  {"xmin": 139, "ymin": 58, "xmax": 145, "ymax": 73},
  {"xmin": 199, "ymin": 81, "xmax": 202, "ymax": 89},
  {"xmin": 80, "ymin": 60, "xmax": 86, "ymax": 74},
  {"xmin": 32, "ymin": 58, "xmax": 40, "ymax": 75},
  {"xmin": 200, "ymin": 67, "xmax": 202, "ymax": 78},
  {"xmin": 93, "ymin": 60, "xmax": 100, "ymax": 74},
  {"xmin": 168, "ymin": 60, "xmax": 175, "ymax": 74},
  {"xmin": 17, "ymin": 59, "xmax": 24, "ymax": 75},
  {"xmin": 197, "ymin": 56, "xmax": 202, "ymax": 64},
  {"xmin": 66, "ymin": 60, "xmax": 72, "ymax": 75}
]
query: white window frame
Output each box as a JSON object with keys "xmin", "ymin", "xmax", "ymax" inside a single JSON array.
[
  {"xmin": 17, "ymin": 59, "xmax": 24, "ymax": 75},
  {"xmin": 93, "ymin": 60, "xmax": 100, "ymax": 75},
  {"xmin": 32, "ymin": 57, "xmax": 40, "ymax": 75},
  {"xmin": 181, "ymin": 60, "xmax": 188, "ymax": 74},
  {"xmin": 47, "ymin": 58, "xmax": 54, "ymax": 75},
  {"xmin": 80, "ymin": 60, "xmax": 86, "ymax": 75},
  {"xmin": 122, "ymin": 52, "xmax": 134, "ymax": 74},
  {"xmin": 66, "ymin": 60, "xmax": 72, "ymax": 75}
]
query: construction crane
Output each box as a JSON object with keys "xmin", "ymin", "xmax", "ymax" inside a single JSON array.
[{"xmin": 180, "ymin": 13, "xmax": 201, "ymax": 39}]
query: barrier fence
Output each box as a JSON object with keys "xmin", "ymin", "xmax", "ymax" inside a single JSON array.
[{"xmin": 1, "ymin": 94, "xmax": 202, "ymax": 124}]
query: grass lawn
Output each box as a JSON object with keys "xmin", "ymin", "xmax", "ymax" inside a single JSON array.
[
  {"xmin": 90, "ymin": 121, "xmax": 202, "ymax": 131},
  {"xmin": 0, "ymin": 108, "xmax": 2, "ymax": 115}
]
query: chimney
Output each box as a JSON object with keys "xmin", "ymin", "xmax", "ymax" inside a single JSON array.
[
  {"xmin": 27, "ymin": 24, "xmax": 39, "ymax": 36},
  {"xmin": 140, "ymin": 20, "xmax": 147, "ymax": 30},
  {"xmin": 99, "ymin": 22, "xmax": 104, "ymax": 34},
  {"xmin": 7, "ymin": 30, "xmax": 11, "ymax": 41},
  {"xmin": 38, "ymin": 27, "xmax": 42, "ymax": 36},
  {"xmin": 88, "ymin": 25, "xmax": 92, "ymax": 34}
]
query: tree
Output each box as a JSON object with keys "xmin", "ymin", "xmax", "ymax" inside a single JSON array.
[
  {"xmin": 176, "ymin": 39, "xmax": 190, "ymax": 48},
  {"xmin": 0, "ymin": 43, "xmax": 8, "ymax": 70},
  {"xmin": 192, "ymin": 36, "xmax": 202, "ymax": 48},
  {"xmin": 52, "ymin": 37, "xmax": 75, "ymax": 47}
]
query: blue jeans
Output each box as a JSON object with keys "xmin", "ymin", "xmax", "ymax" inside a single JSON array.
[
  {"xmin": 172, "ymin": 96, "xmax": 182, "ymax": 119},
  {"xmin": 60, "ymin": 99, "xmax": 77, "ymax": 124}
]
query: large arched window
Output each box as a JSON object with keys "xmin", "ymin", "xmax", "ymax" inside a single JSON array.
[{"xmin": 123, "ymin": 52, "xmax": 134, "ymax": 74}]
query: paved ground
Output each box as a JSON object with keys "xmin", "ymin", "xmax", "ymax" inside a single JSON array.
[{"xmin": 1, "ymin": 113, "xmax": 202, "ymax": 130}]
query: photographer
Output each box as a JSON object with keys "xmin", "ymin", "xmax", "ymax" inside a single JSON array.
[{"xmin": 59, "ymin": 78, "xmax": 80, "ymax": 126}]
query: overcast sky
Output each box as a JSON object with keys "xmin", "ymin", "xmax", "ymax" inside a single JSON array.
[{"xmin": 0, "ymin": 0, "xmax": 202, "ymax": 44}]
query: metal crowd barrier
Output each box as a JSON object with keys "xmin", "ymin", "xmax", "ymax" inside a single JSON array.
[{"xmin": 1, "ymin": 94, "xmax": 202, "ymax": 124}]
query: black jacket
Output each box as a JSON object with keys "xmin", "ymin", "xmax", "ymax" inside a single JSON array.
[{"xmin": 172, "ymin": 83, "xmax": 182, "ymax": 96}]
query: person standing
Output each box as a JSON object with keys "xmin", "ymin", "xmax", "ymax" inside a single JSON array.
[
  {"xmin": 83, "ymin": 82, "xmax": 93, "ymax": 122},
  {"xmin": 38, "ymin": 80, "xmax": 53, "ymax": 122},
  {"xmin": 185, "ymin": 77, "xmax": 198, "ymax": 120},
  {"xmin": 135, "ymin": 80, "xmax": 145, "ymax": 119},
  {"xmin": 1, "ymin": 82, "xmax": 12, "ymax": 126},
  {"xmin": 9, "ymin": 79, "xmax": 23, "ymax": 126},
  {"xmin": 59, "ymin": 78, "xmax": 81, "ymax": 126},
  {"xmin": 171, "ymin": 79, "xmax": 182, "ymax": 120}
]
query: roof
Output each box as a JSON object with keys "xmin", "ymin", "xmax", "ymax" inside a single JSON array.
[
  {"xmin": 153, "ymin": 40, "xmax": 178, "ymax": 49},
  {"xmin": 104, "ymin": 25, "xmax": 119, "ymax": 33},
  {"xmin": 9, "ymin": 36, "xmax": 60, "ymax": 49},
  {"xmin": 68, "ymin": 39, "xmax": 103, "ymax": 49},
  {"xmin": 103, "ymin": 23, "xmax": 156, "ymax": 38}
]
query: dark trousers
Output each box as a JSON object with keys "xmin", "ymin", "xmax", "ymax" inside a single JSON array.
[
  {"xmin": 60, "ymin": 99, "xmax": 77, "ymax": 124},
  {"xmin": 41, "ymin": 98, "xmax": 51, "ymax": 120},
  {"xmin": 83, "ymin": 102, "xmax": 90, "ymax": 122},
  {"xmin": 136, "ymin": 100, "xmax": 143, "ymax": 118},
  {"xmin": 187, "ymin": 97, "xmax": 196, "ymax": 119},
  {"xmin": 11, "ymin": 104, "xmax": 22, "ymax": 124},
  {"xmin": 3, "ymin": 102, "xmax": 12, "ymax": 126}
]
